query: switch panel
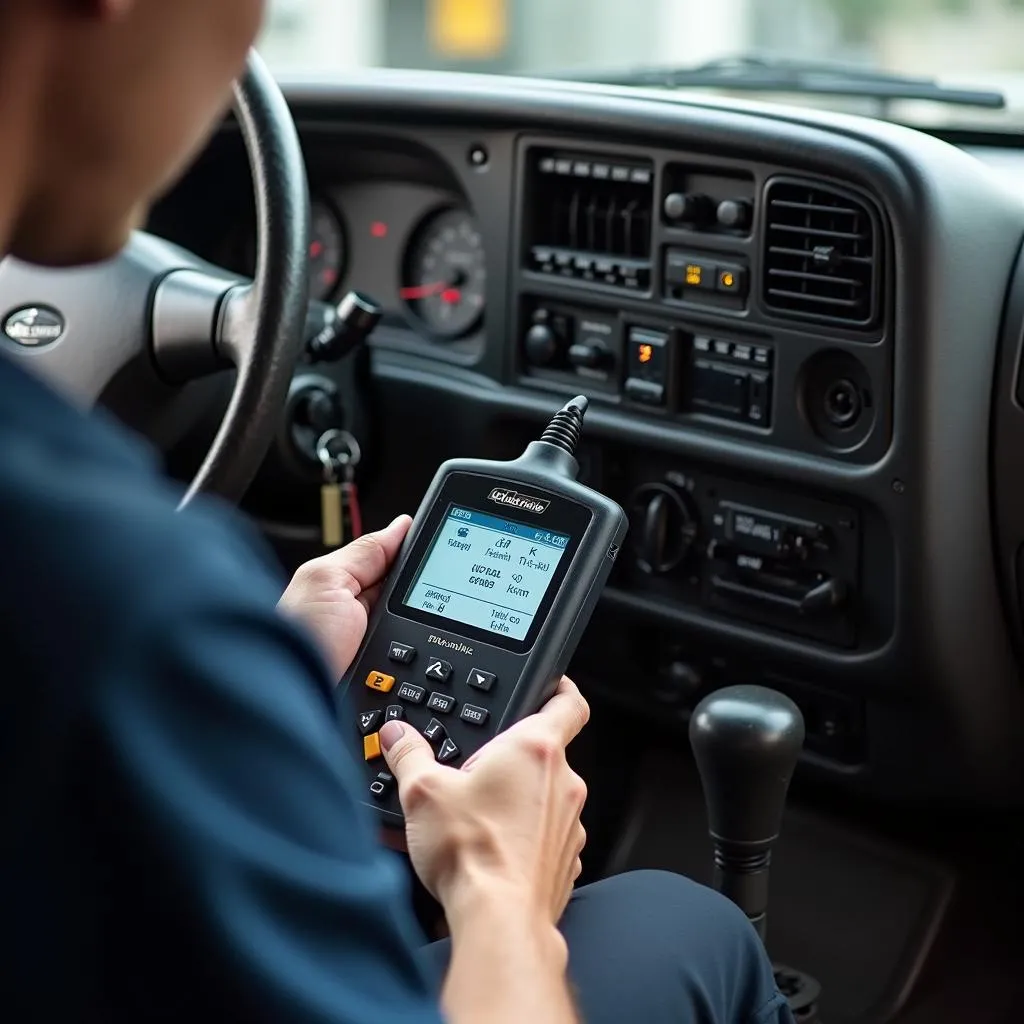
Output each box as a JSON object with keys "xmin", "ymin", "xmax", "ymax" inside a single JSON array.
[
  {"xmin": 665, "ymin": 248, "xmax": 750, "ymax": 311},
  {"xmin": 685, "ymin": 337, "xmax": 774, "ymax": 429},
  {"xmin": 520, "ymin": 297, "xmax": 623, "ymax": 395}
]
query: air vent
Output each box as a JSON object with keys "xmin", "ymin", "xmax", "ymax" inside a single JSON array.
[{"xmin": 762, "ymin": 179, "xmax": 880, "ymax": 327}]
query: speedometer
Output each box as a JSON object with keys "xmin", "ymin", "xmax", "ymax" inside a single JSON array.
[{"xmin": 400, "ymin": 208, "xmax": 486, "ymax": 339}]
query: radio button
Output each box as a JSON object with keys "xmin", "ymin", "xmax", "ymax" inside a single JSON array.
[
  {"xmin": 625, "ymin": 379, "xmax": 666, "ymax": 407},
  {"xmin": 387, "ymin": 642, "xmax": 416, "ymax": 665},
  {"xmin": 426, "ymin": 691, "xmax": 457, "ymax": 714},
  {"xmin": 425, "ymin": 658, "xmax": 453, "ymax": 684},
  {"xmin": 365, "ymin": 671, "xmax": 396, "ymax": 694},
  {"xmin": 747, "ymin": 373, "xmax": 772, "ymax": 427},
  {"xmin": 460, "ymin": 704, "xmax": 490, "ymax": 727},
  {"xmin": 423, "ymin": 719, "xmax": 447, "ymax": 744},
  {"xmin": 384, "ymin": 704, "xmax": 405, "ymax": 722},
  {"xmin": 716, "ymin": 263, "xmax": 748, "ymax": 296},
  {"xmin": 437, "ymin": 737, "xmax": 461, "ymax": 764},
  {"xmin": 467, "ymin": 669, "xmax": 497, "ymax": 692},
  {"xmin": 363, "ymin": 733, "xmax": 383, "ymax": 761},
  {"xmin": 397, "ymin": 682, "xmax": 426, "ymax": 705},
  {"xmin": 357, "ymin": 709, "xmax": 383, "ymax": 735},
  {"xmin": 665, "ymin": 251, "xmax": 716, "ymax": 291}
]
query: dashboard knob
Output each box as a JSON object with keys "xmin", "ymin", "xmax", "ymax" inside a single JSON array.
[
  {"xmin": 630, "ymin": 483, "xmax": 698, "ymax": 574},
  {"xmin": 717, "ymin": 199, "xmax": 752, "ymax": 231},
  {"xmin": 664, "ymin": 192, "xmax": 714, "ymax": 227},
  {"xmin": 525, "ymin": 323, "xmax": 561, "ymax": 366},
  {"xmin": 568, "ymin": 342, "xmax": 611, "ymax": 371}
]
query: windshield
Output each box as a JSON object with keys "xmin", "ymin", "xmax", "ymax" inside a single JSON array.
[{"xmin": 258, "ymin": 0, "xmax": 1024, "ymax": 130}]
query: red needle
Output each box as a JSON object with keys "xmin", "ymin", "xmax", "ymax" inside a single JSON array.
[{"xmin": 399, "ymin": 281, "xmax": 446, "ymax": 300}]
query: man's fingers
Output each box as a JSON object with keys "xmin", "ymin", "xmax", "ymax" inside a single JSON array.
[
  {"xmin": 533, "ymin": 676, "xmax": 591, "ymax": 745},
  {"xmin": 322, "ymin": 515, "xmax": 411, "ymax": 595},
  {"xmin": 380, "ymin": 721, "xmax": 438, "ymax": 793}
]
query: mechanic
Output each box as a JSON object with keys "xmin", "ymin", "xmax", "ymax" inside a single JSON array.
[{"xmin": 0, "ymin": 3, "xmax": 792, "ymax": 1022}]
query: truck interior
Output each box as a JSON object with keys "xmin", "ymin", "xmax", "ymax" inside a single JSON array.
[{"xmin": 3, "ymin": 7, "xmax": 1024, "ymax": 1021}]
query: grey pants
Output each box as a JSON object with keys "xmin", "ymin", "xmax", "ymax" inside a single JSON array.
[{"xmin": 420, "ymin": 869, "xmax": 794, "ymax": 1023}]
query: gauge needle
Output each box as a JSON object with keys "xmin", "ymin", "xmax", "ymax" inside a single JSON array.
[{"xmin": 400, "ymin": 281, "xmax": 462, "ymax": 303}]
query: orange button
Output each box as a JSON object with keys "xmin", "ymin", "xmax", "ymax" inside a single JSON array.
[
  {"xmin": 363, "ymin": 733, "xmax": 383, "ymax": 761},
  {"xmin": 365, "ymin": 670, "xmax": 396, "ymax": 694}
]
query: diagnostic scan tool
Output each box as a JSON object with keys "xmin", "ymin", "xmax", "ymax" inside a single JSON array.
[{"xmin": 339, "ymin": 397, "xmax": 628, "ymax": 824}]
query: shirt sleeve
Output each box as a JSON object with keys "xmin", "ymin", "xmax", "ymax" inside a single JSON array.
[{"xmin": 76, "ymin": 499, "xmax": 446, "ymax": 1023}]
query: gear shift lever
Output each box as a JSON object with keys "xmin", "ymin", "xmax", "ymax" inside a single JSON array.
[{"xmin": 689, "ymin": 685, "xmax": 804, "ymax": 940}]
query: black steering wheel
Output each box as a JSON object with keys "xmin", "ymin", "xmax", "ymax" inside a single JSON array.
[{"xmin": 0, "ymin": 51, "xmax": 310, "ymax": 508}]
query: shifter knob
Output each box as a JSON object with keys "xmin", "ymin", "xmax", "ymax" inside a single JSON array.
[{"xmin": 689, "ymin": 685, "xmax": 804, "ymax": 939}]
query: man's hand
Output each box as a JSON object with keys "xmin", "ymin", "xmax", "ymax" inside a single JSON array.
[
  {"xmin": 379, "ymin": 676, "xmax": 590, "ymax": 927},
  {"xmin": 278, "ymin": 516, "xmax": 412, "ymax": 681}
]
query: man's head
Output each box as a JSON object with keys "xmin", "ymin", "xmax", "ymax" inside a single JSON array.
[{"xmin": 0, "ymin": 0, "xmax": 265, "ymax": 267}]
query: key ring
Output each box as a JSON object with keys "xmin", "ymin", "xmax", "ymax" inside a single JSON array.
[{"xmin": 316, "ymin": 429, "xmax": 361, "ymax": 472}]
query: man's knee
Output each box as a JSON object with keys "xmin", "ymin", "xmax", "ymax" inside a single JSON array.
[{"xmin": 564, "ymin": 870, "xmax": 787, "ymax": 1023}]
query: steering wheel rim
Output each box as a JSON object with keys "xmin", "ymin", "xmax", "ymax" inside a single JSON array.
[
  {"xmin": 0, "ymin": 50, "xmax": 310, "ymax": 510},
  {"xmin": 181, "ymin": 53, "xmax": 310, "ymax": 507}
]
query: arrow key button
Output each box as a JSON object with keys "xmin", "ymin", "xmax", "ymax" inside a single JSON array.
[
  {"xmin": 437, "ymin": 737, "xmax": 461, "ymax": 765},
  {"xmin": 425, "ymin": 658, "xmax": 453, "ymax": 684},
  {"xmin": 467, "ymin": 668, "xmax": 497, "ymax": 693},
  {"xmin": 358, "ymin": 709, "xmax": 384, "ymax": 735}
]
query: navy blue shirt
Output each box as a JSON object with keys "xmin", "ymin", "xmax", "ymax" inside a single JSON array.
[{"xmin": 0, "ymin": 353, "xmax": 444, "ymax": 1021}]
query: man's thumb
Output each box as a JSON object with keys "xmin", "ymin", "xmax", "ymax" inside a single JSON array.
[{"xmin": 380, "ymin": 720, "xmax": 435, "ymax": 781}]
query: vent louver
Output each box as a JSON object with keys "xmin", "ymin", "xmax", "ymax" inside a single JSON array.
[{"xmin": 762, "ymin": 180, "xmax": 879, "ymax": 327}]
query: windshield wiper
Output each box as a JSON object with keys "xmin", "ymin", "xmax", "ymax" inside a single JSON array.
[{"xmin": 545, "ymin": 55, "xmax": 1006, "ymax": 110}]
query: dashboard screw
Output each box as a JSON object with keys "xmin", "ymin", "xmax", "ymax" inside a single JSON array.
[
  {"xmin": 892, "ymin": 479, "xmax": 905, "ymax": 494},
  {"xmin": 468, "ymin": 144, "xmax": 489, "ymax": 169}
]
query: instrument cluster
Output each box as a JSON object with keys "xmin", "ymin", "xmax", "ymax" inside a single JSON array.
[{"xmin": 265, "ymin": 187, "xmax": 486, "ymax": 345}]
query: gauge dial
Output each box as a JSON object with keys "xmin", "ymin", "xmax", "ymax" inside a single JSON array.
[
  {"xmin": 308, "ymin": 200, "xmax": 346, "ymax": 301},
  {"xmin": 400, "ymin": 208, "xmax": 485, "ymax": 338}
]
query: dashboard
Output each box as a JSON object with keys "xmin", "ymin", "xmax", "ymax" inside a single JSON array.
[{"xmin": 147, "ymin": 70, "xmax": 1024, "ymax": 809}]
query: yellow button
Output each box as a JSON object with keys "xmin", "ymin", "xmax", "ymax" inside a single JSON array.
[
  {"xmin": 364, "ymin": 733, "xmax": 383, "ymax": 761},
  {"xmin": 365, "ymin": 671, "xmax": 396, "ymax": 694}
]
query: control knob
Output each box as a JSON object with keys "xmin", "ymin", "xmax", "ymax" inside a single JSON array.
[
  {"xmin": 525, "ymin": 323, "xmax": 560, "ymax": 366},
  {"xmin": 568, "ymin": 342, "xmax": 611, "ymax": 371},
  {"xmin": 525, "ymin": 308, "xmax": 570, "ymax": 368},
  {"xmin": 664, "ymin": 192, "xmax": 715, "ymax": 227},
  {"xmin": 717, "ymin": 199, "xmax": 753, "ymax": 232},
  {"xmin": 630, "ymin": 483, "xmax": 698, "ymax": 574}
]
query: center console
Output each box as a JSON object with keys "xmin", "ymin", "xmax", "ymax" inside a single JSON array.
[
  {"xmin": 511, "ymin": 137, "xmax": 893, "ymax": 466},
  {"xmin": 504, "ymin": 136, "xmax": 897, "ymax": 674},
  {"xmin": 500, "ymin": 136, "xmax": 902, "ymax": 770}
]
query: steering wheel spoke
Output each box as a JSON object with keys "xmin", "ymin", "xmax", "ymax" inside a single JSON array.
[
  {"xmin": 217, "ymin": 282, "xmax": 267, "ymax": 369},
  {"xmin": 152, "ymin": 269, "xmax": 249, "ymax": 383}
]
